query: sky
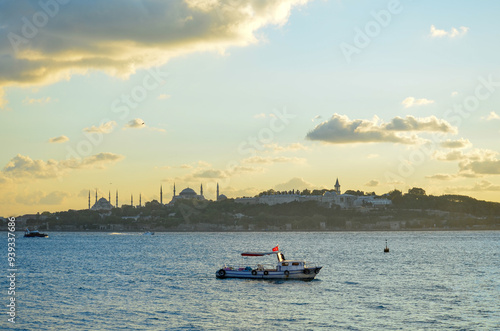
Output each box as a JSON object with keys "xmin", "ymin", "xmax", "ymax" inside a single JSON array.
[{"xmin": 1, "ymin": 0, "xmax": 500, "ymax": 216}]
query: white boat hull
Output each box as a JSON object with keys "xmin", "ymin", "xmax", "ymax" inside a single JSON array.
[{"xmin": 216, "ymin": 267, "xmax": 322, "ymax": 280}]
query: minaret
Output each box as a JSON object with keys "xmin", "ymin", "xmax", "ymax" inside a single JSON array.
[
  {"xmin": 200, "ymin": 183, "xmax": 203, "ymax": 196},
  {"xmin": 108, "ymin": 191, "xmax": 111, "ymax": 203},
  {"xmin": 139, "ymin": 193, "xmax": 142, "ymax": 207},
  {"xmin": 131, "ymin": 194, "xmax": 133, "ymax": 207},
  {"xmin": 173, "ymin": 183, "xmax": 176, "ymax": 197},
  {"xmin": 160, "ymin": 185, "xmax": 163, "ymax": 205},
  {"xmin": 217, "ymin": 183, "xmax": 219, "ymax": 201},
  {"xmin": 335, "ymin": 178, "xmax": 341, "ymax": 194},
  {"xmin": 88, "ymin": 190, "xmax": 91, "ymax": 209},
  {"xmin": 95, "ymin": 189, "xmax": 98, "ymax": 203},
  {"xmin": 116, "ymin": 190, "xmax": 118, "ymax": 208}
]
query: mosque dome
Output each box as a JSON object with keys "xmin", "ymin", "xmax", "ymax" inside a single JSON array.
[
  {"xmin": 179, "ymin": 188, "xmax": 197, "ymax": 197},
  {"xmin": 91, "ymin": 197, "xmax": 113, "ymax": 211},
  {"xmin": 217, "ymin": 194, "xmax": 228, "ymax": 201}
]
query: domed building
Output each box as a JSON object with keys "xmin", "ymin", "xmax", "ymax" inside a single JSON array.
[
  {"xmin": 169, "ymin": 184, "xmax": 205, "ymax": 204},
  {"xmin": 216, "ymin": 183, "xmax": 227, "ymax": 201},
  {"xmin": 88, "ymin": 190, "xmax": 114, "ymax": 211},
  {"xmin": 179, "ymin": 188, "xmax": 197, "ymax": 198},
  {"xmin": 91, "ymin": 197, "xmax": 113, "ymax": 211}
]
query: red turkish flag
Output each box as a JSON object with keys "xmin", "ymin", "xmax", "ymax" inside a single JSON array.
[{"xmin": 272, "ymin": 245, "xmax": 279, "ymax": 252}]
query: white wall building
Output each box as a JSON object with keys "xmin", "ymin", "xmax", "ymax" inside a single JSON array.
[{"xmin": 235, "ymin": 178, "xmax": 391, "ymax": 209}]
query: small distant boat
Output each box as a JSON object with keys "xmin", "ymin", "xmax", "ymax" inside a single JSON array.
[
  {"xmin": 143, "ymin": 231, "xmax": 155, "ymax": 235},
  {"xmin": 384, "ymin": 239, "xmax": 389, "ymax": 253},
  {"xmin": 24, "ymin": 228, "xmax": 48, "ymax": 238},
  {"xmin": 216, "ymin": 246, "xmax": 322, "ymax": 280}
]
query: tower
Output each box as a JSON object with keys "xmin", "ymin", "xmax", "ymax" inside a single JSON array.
[
  {"xmin": 335, "ymin": 178, "xmax": 341, "ymax": 194},
  {"xmin": 88, "ymin": 190, "xmax": 90, "ymax": 209},
  {"xmin": 108, "ymin": 191, "xmax": 111, "ymax": 203},
  {"xmin": 200, "ymin": 183, "xmax": 203, "ymax": 196},
  {"xmin": 95, "ymin": 189, "xmax": 98, "ymax": 204},
  {"xmin": 116, "ymin": 190, "xmax": 118, "ymax": 208},
  {"xmin": 173, "ymin": 183, "xmax": 176, "ymax": 197},
  {"xmin": 217, "ymin": 183, "xmax": 219, "ymax": 201},
  {"xmin": 139, "ymin": 193, "xmax": 142, "ymax": 207},
  {"xmin": 131, "ymin": 194, "xmax": 133, "ymax": 207},
  {"xmin": 160, "ymin": 185, "xmax": 163, "ymax": 205}
]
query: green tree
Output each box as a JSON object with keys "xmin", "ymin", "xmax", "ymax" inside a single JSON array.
[
  {"xmin": 408, "ymin": 187, "xmax": 426, "ymax": 196},
  {"xmin": 388, "ymin": 189, "xmax": 403, "ymax": 200}
]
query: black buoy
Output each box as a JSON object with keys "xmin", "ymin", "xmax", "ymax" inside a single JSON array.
[{"xmin": 384, "ymin": 239, "xmax": 389, "ymax": 253}]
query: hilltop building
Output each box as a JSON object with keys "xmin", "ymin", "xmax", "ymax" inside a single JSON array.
[
  {"xmin": 216, "ymin": 183, "xmax": 227, "ymax": 201},
  {"xmin": 89, "ymin": 190, "xmax": 114, "ymax": 211},
  {"xmin": 235, "ymin": 178, "xmax": 391, "ymax": 209},
  {"xmin": 169, "ymin": 183, "xmax": 205, "ymax": 204}
]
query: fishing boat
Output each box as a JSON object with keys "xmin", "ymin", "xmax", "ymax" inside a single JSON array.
[
  {"xmin": 24, "ymin": 228, "xmax": 48, "ymax": 238},
  {"xmin": 215, "ymin": 246, "xmax": 322, "ymax": 280}
]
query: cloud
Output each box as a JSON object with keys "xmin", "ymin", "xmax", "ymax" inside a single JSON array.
[
  {"xmin": 1, "ymin": 152, "xmax": 124, "ymax": 180},
  {"xmin": 401, "ymin": 97, "xmax": 434, "ymax": 108},
  {"xmin": 306, "ymin": 114, "xmax": 456, "ymax": 145},
  {"xmin": 15, "ymin": 190, "xmax": 69, "ymax": 205},
  {"xmin": 384, "ymin": 115, "xmax": 454, "ymax": 132},
  {"xmin": 435, "ymin": 148, "xmax": 500, "ymax": 177},
  {"xmin": 49, "ymin": 135, "xmax": 69, "ymax": 143},
  {"xmin": 80, "ymin": 152, "xmax": 124, "ymax": 168},
  {"xmin": 440, "ymin": 138, "xmax": 470, "ymax": 149},
  {"xmin": 197, "ymin": 161, "xmax": 211, "ymax": 168},
  {"xmin": 22, "ymin": 96, "xmax": 53, "ymax": 105},
  {"xmin": 242, "ymin": 156, "xmax": 306, "ymax": 164},
  {"xmin": 461, "ymin": 160, "xmax": 500, "ymax": 175},
  {"xmin": 429, "ymin": 25, "xmax": 469, "ymax": 38},
  {"xmin": 124, "ymin": 118, "xmax": 146, "ymax": 129},
  {"xmin": 180, "ymin": 161, "xmax": 263, "ymax": 182},
  {"xmin": 365, "ymin": 180, "xmax": 379, "ymax": 187},
  {"xmin": 446, "ymin": 180, "xmax": 500, "ymax": 193},
  {"xmin": 481, "ymin": 111, "xmax": 500, "ymax": 121},
  {"xmin": 39, "ymin": 191, "xmax": 70, "ymax": 205},
  {"xmin": 0, "ymin": 0, "xmax": 310, "ymax": 109},
  {"xmin": 83, "ymin": 121, "xmax": 117, "ymax": 133},
  {"xmin": 435, "ymin": 148, "xmax": 497, "ymax": 163},
  {"xmin": 122, "ymin": 118, "xmax": 164, "ymax": 132},
  {"xmin": 218, "ymin": 185, "xmax": 260, "ymax": 199},
  {"xmin": 263, "ymin": 142, "xmax": 308, "ymax": 152},
  {"xmin": 426, "ymin": 173, "xmax": 455, "ymax": 181},
  {"xmin": 192, "ymin": 169, "xmax": 228, "ymax": 179},
  {"xmin": 274, "ymin": 177, "xmax": 314, "ymax": 191},
  {"xmin": 435, "ymin": 150, "xmax": 465, "ymax": 161},
  {"xmin": 15, "ymin": 191, "xmax": 44, "ymax": 205}
]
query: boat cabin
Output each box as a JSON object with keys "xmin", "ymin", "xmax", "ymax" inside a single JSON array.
[{"xmin": 277, "ymin": 260, "xmax": 305, "ymax": 272}]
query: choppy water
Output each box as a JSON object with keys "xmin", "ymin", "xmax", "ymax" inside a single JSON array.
[{"xmin": 1, "ymin": 231, "xmax": 499, "ymax": 330}]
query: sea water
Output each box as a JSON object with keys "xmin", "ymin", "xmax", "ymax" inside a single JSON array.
[{"xmin": 1, "ymin": 231, "xmax": 499, "ymax": 330}]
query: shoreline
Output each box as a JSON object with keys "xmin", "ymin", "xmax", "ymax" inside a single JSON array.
[{"xmin": 5, "ymin": 228, "xmax": 499, "ymax": 233}]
